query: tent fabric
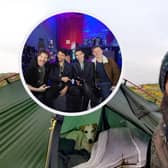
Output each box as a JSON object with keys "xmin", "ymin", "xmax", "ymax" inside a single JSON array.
[
  {"xmin": 73, "ymin": 128, "xmax": 149, "ymax": 168},
  {"xmin": 102, "ymin": 107, "xmax": 150, "ymax": 140},
  {"xmin": 0, "ymin": 81, "xmax": 28, "ymax": 108},
  {"xmin": 49, "ymin": 116, "xmax": 64, "ymax": 168},
  {"xmin": 0, "ymin": 79, "xmax": 161, "ymax": 168},
  {"xmin": 61, "ymin": 109, "xmax": 102, "ymax": 134},
  {"xmin": 107, "ymin": 84, "xmax": 161, "ymax": 135},
  {"xmin": 1, "ymin": 81, "xmax": 53, "ymax": 168}
]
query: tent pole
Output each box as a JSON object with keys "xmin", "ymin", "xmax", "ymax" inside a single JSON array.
[
  {"xmin": 123, "ymin": 79, "xmax": 128, "ymax": 86},
  {"xmin": 45, "ymin": 116, "xmax": 57, "ymax": 168},
  {"xmin": 48, "ymin": 115, "xmax": 64, "ymax": 168}
]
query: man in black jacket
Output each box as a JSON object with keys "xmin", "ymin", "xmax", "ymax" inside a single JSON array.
[
  {"xmin": 45, "ymin": 49, "xmax": 72, "ymax": 109},
  {"xmin": 70, "ymin": 48, "xmax": 96, "ymax": 111},
  {"xmin": 24, "ymin": 49, "xmax": 50, "ymax": 102}
]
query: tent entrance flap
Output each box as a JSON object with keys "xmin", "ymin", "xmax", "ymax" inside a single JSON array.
[
  {"xmin": 57, "ymin": 105, "xmax": 151, "ymax": 168},
  {"xmin": 47, "ymin": 115, "xmax": 64, "ymax": 168}
]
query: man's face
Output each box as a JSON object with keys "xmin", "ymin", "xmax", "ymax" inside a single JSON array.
[
  {"xmin": 65, "ymin": 55, "xmax": 71, "ymax": 63},
  {"xmin": 165, "ymin": 78, "xmax": 168, "ymax": 95},
  {"xmin": 37, "ymin": 52, "xmax": 48, "ymax": 67},
  {"xmin": 92, "ymin": 47, "xmax": 103, "ymax": 58},
  {"xmin": 75, "ymin": 51, "xmax": 84, "ymax": 62},
  {"xmin": 57, "ymin": 51, "xmax": 66, "ymax": 62}
]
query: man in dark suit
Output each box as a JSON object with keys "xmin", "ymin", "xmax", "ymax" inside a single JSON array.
[
  {"xmin": 24, "ymin": 49, "xmax": 50, "ymax": 103},
  {"xmin": 71, "ymin": 48, "xmax": 96, "ymax": 111},
  {"xmin": 45, "ymin": 49, "xmax": 72, "ymax": 109}
]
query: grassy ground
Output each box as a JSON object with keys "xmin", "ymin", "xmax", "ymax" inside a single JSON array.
[
  {"xmin": 0, "ymin": 73, "xmax": 162, "ymax": 106},
  {"xmin": 130, "ymin": 84, "xmax": 163, "ymax": 106},
  {"xmin": 0, "ymin": 73, "xmax": 19, "ymax": 88}
]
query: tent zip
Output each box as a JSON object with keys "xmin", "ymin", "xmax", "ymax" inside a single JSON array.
[
  {"xmin": 45, "ymin": 115, "xmax": 64, "ymax": 168},
  {"xmin": 45, "ymin": 117, "xmax": 57, "ymax": 168}
]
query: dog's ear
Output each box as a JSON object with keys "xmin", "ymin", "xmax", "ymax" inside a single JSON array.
[
  {"xmin": 79, "ymin": 125, "xmax": 85, "ymax": 132},
  {"xmin": 93, "ymin": 123, "xmax": 98, "ymax": 130}
]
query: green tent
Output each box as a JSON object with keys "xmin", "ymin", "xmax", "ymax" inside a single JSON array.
[{"xmin": 0, "ymin": 78, "xmax": 161, "ymax": 168}]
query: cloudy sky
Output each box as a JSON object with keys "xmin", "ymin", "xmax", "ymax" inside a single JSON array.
[{"xmin": 0, "ymin": 0, "xmax": 168, "ymax": 84}]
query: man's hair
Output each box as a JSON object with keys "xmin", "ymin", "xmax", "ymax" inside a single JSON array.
[
  {"xmin": 92, "ymin": 45, "xmax": 103, "ymax": 51},
  {"xmin": 75, "ymin": 48, "xmax": 85, "ymax": 54},
  {"xmin": 57, "ymin": 48, "xmax": 68, "ymax": 56},
  {"xmin": 37, "ymin": 49, "xmax": 49, "ymax": 57}
]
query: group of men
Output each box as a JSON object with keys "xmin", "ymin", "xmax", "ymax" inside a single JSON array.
[{"xmin": 24, "ymin": 46, "xmax": 120, "ymax": 112}]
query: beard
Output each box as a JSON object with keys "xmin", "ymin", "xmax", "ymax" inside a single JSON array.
[{"xmin": 161, "ymin": 92, "xmax": 168, "ymax": 125}]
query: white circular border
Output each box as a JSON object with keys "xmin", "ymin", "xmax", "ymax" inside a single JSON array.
[{"xmin": 19, "ymin": 10, "xmax": 124, "ymax": 117}]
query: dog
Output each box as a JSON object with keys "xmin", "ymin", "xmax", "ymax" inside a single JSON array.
[{"xmin": 61, "ymin": 123, "xmax": 97, "ymax": 153}]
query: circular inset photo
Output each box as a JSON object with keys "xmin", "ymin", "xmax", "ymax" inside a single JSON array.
[{"xmin": 20, "ymin": 12, "xmax": 122, "ymax": 116}]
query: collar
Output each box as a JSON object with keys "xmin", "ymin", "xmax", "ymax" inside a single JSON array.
[
  {"xmin": 77, "ymin": 60, "xmax": 85, "ymax": 64},
  {"xmin": 92, "ymin": 55, "xmax": 108, "ymax": 64}
]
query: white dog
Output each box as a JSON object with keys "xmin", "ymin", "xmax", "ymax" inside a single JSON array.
[{"xmin": 61, "ymin": 123, "xmax": 97, "ymax": 153}]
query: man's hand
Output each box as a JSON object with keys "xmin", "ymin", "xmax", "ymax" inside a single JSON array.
[
  {"xmin": 60, "ymin": 86, "xmax": 68, "ymax": 96},
  {"xmin": 61, "ymin": 77, "xmax": 70, "ymax": 83},
  {"xmin": 37, "ymin": 84, "xmax": 50, "ymax": 92},
  {"xmin": 111, "ymin": 86, "xmax": 115, "ymax": 91},
  {"xmin": 76, "ymin": 80, "xmax": 81, "ymax": 86}
]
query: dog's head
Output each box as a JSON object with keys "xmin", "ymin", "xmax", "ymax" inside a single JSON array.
[{"xmin": 80, "ymin": 123, "xmax": 98, "ymax": 144}]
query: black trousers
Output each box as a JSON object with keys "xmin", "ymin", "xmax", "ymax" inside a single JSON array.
[
  {"xmin": 44, "ymin": 86, "xmax": 60, "ymax": 108},
  {"xmin": 66, "ymin": 86, "xmax": 82, "ymax": 112},
  {"xmin": 81, "ymin": 89, "xmax": 90, "ymax": 111},
  {"xmin": 67, "ymin": 84, "xmax": 98, "ymax": 112},
  {"xmin": 33, "ymin": 92, "xmax": 46, "ymax": 103}
]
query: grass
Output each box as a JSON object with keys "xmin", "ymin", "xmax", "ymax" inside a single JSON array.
[
  {"xmin": 0, "ymin": 73, "xmax": 19, "ymax": 88},
  {"xmin": 130, "ymin": 84, "xmax": 163, "ymax": 106},
  {"xmin": 0, "ymin": 73, "xmax": 163, "ymax": 106}
]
